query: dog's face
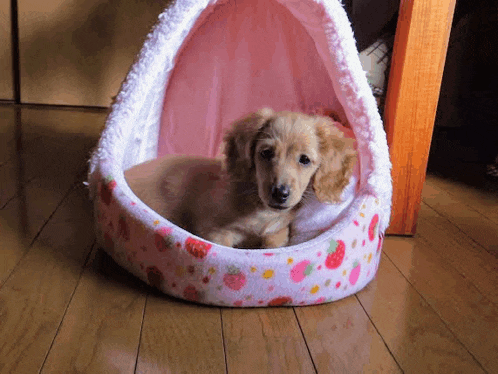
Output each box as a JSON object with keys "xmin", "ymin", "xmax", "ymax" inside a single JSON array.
[
  {"xmin": 253, "ymin": 113, "xmax": 321, "ymax": 210},
  {"xmin": 224, "ymin": 108, "xmax": 357, "ymax": 210}
]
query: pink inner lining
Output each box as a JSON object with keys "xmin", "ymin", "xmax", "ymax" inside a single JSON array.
[{"xmin": 158, "ymin": 0, "xmax": 345, "ymax": 158}]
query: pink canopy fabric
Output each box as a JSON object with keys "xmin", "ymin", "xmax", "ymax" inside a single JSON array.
[{"xmin": 158, "ymin": 0, "xmax": 346, "ymax": 158}]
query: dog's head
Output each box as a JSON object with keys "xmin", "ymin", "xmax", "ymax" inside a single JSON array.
[{"xmin": 223, "ymin": 108, "xmax": 357, "ymax": 210}]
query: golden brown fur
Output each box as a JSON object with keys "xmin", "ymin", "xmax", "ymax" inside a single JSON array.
[{"xmin": 125, "ymin": 108, "xmax": 357, "ymax": 249}]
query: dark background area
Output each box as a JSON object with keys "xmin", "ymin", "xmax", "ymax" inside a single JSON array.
[
  {"xmin": 346, "ymin": 0, "xmax": 498, "ymax": 191},
  {"xmin": 428, "ymin": 0, "xmax": 498, "ymax": 191}
]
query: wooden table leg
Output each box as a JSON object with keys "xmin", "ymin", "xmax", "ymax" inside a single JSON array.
[{"xmin": 384, "ymin": 0, "xmax": 457, "ymax": 235}]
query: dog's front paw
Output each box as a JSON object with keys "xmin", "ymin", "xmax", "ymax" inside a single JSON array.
[
  {"xmin": 205, "ymin": 229, "xmax": 245, "ymax": 248},
  {"xmin": 263, "ymin": 226, "xmax": 290, "ymax": 248}
]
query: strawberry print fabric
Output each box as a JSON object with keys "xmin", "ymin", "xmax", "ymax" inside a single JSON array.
[{"xmin": 94, "ymin": 162, "xmax": 384, "ymax": 307}]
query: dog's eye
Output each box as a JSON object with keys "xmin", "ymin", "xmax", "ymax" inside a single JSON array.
[
  {"xmin": 299, "ymin": 154, "xmax": 311, "ymax": 165},
  {"xmin": 260, "ymin": 149, "xmax": 274, "ymax": 160}
]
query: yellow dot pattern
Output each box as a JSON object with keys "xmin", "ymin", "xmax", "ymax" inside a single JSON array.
[{"xmin": 262, "ymin": 269, "xmax": 274, "ymax": 279}]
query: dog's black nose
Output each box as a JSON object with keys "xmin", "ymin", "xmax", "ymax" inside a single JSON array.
[{"xmin": 271, "ymin": 184, "xmax": 290, "ymax": 204}]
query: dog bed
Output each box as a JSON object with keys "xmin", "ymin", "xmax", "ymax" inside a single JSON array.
[{"xmin": 87, "ymin": 0, "xmax": 392, "ymax": 307}]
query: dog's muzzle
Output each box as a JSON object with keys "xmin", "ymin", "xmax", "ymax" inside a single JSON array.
[{"xmin": 270, "ymin": 184, "xmax": 290, "ymax": 208}]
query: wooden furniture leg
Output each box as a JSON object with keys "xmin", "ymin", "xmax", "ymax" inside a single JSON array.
[{"xmin": 384, "ymin": 0, "xmax": 457, "ymax": 235}]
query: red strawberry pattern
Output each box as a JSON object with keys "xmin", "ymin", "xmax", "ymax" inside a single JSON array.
[
  {"xmin": 183, "ymin": 285, "xmax": 200, "ymax": 302},
  {"xmin": 268, "ymin": 296, "xmax": 292, "ymax": 306},
  {"xmin": 100, "ymin": 177, "xmax": 116, "ymax": 206},
  {"xmin": 155, "ymin": 227, "xmax": 174, "ymax": 252},
  {"xmin": 185, "ymin": 237, "xmax": 212, "ymax": 259},
  {"xmin": 325, "ymin": 240, "xmax": 345, "ymax": 269},
  {"xmin": 118, "ymin": 215, "xmax": 130, "ymax": 241},
  {"xmin": 223, "ymin": 266, "xmax": 247, "ymax": 291},
  {"xmin": 369, "ymin": 214, "xmax": 379, "ymax": 242}
]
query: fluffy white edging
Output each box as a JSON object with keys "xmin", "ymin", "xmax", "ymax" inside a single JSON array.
[{"xmin": 318, "ymin": 0, "xmax": 392, "ymax": 232}]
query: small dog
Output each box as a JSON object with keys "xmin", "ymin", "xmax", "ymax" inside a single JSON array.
[{"xmin": 125, "ymin": 108, "xmax": 357, "ymax": 249}]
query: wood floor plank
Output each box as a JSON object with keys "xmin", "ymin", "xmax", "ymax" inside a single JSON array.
[
  {"xmin": 421, "ymin": 181, "xmax": 498, "ymax": 258},
  {"xmin": 384, "ymin": 236, "xmax": 498, "ymax": 372},
  {"xmin": 135, "ymin": 296, "xmax": 226, "ymax": 374},
  {"xmin": 295, "ymin": 296, "xmax": 402, "ymax": 373},
  {"xmin": 4, "ymin": 103, "xmax": 498, "ymax": 373},
  {"xmin": 222, "ymin": 308, "xmax": 315, "ymax": 374},
  {"xmin": 40, "ymin": 249, "xmax": 146, "ymax": 374},
  {"xmin": 357, "ymin": 252, "xmax": 486, "ymax": 374},
  {"xmin": 417, "ymin": 202, "xmax": 498, "ymax": 305},
  {"xmin": 0, "ymin": 146, "xmax": 88, "ymax": 208},
  {"xmin": 0, "ymin": 185, "xmax": 95, "ymax": 374},
  {"xmin": 0, "ymin": 176, "xmax": 86, "ymax": 284},
  {"xmin": 0, "ymin": 105, "xmax": 104, "ymax": 287},
  {"xmin": 0, "ymin": 162, "xmax": 25, "ymax": 208},
  {"xmin": 425, "ymin": 174, "xmax": 498, "ymax": 225}
]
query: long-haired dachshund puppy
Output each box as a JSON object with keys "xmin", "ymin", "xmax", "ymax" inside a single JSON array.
[{"xmin": 125, "ymin": 108, "xmax": 357, "ymax": 249}]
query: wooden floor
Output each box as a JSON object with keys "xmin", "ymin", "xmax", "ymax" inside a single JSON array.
[{"xmin": 1, "ymin": 104, "xmax": 497, "ymax": 374}]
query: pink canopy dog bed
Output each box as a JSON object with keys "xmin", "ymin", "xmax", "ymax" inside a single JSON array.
[{"xmin": 88, "ymin": 0, "xmax": 392, "ymax": 307}]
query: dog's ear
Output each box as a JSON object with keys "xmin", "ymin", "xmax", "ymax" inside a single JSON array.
[
  {"xmin": 223, "ymin": 108, "xmax": 274, "ymax": 176},
  {"xmin": 313, "ymin": 117, "xmax": 357, "ymax": 203}
]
